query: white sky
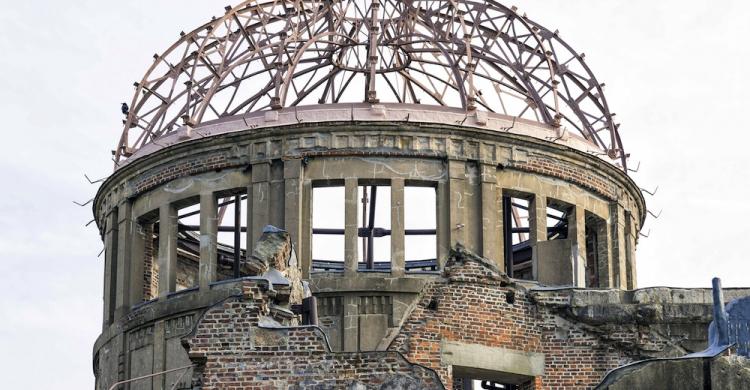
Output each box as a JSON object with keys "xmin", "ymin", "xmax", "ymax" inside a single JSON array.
[{"xmin": 1, "ymin": 1, "xmax": 749, "ymax": 388}]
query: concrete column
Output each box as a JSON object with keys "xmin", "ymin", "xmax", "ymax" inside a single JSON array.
[
  {"xmin": 447, "ymin": 159, "xmax": 466, "ymax": 247},
  {"xmin": 128, "ymin": 218, "xmax": 145, "ymax": 306},
  {"xmin": 158, "ymin": 204, "xmax": 178, "ymax": 298},
  {"xmin": 152, "ymin": 320, "xmax": 166, "ymax": 390},
  {"xmin": 344, "ymin": 178, "xmax": 359, "ymax": 276},
  {"xmin": 284, "ymin": 159, "xmax": 303, "ymax": 263},
  {"xmin": 199, "ymin": 192, "xmax": 218, "ymax": 291},
  {"xmin": 249, "ymin": 162, "xmax": 271, "ymax": 250},
  {"xmin": 342, "ymin": 295, "xmax": 359, "ymax": 352},
  {"xmin": 102, "ymin": 208, "xmax": 119, "ymax": 329},
  {"xmin": 568, "ymin": 205, "xmax": 587, "ymax": 287},
  {"xmin": 625, "ymin": 211, "xmax": 637, "ymax": 289},
  {"xmin": 391, "ymin": 178, "xmax": 405, "ymax": 277},
  {"xmin": 114, "ymin": 202, "xmax": 133, "ymax": 320},
  {"xmin": 480, "ymin": 163, "xmax": 500, "ymax": 266},
  {"xmin": 301, "ymin": 180, "xmax": 313, "ymax": 279},
  {"xmin": 597, "ymin": 219, "xmax": 613, "ymax": 287},
  {"xmin": 610, "ymin": 203, "xmax": 628, "ymax": 289},
  {"xmin": 270, "ymin": 161, "xmax": 285, "ymax": 228},
  {"xmin": 436, "ymin": 181, "xmax": 450, "ymax": 269},
  {"xmin": 529, "ymin": 194, "xmax": 547, "ymax": 281}
]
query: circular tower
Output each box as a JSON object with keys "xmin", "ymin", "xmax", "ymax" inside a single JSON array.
[{"xmin": 93, "ymin": 1, "xmax": 645, "ymax": 389}]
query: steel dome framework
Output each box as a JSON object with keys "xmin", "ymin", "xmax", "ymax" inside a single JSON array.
[{"xmin": 116, "ymin": 0, "xmax": 626, "ymax": 169}]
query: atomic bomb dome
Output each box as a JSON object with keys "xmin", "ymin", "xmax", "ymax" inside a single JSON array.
[
  {"xmin": 92, "ymin": 2, "xmax": 750, "ymax": 390},
  {"xmin": 116, "ymin": 0, "xmax": 626, "ymax": 169}
]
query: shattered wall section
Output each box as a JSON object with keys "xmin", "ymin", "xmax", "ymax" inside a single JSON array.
[
  {"xmin": 185, "ymin": 281, "xmax": 442, "ymax": 389},
  {"xmin": 389, "ymin": 247, "xmax": 737, "ymax": 389}
]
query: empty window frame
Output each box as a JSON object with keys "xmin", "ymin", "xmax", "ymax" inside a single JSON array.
[
  {"xmin": 174, "ymin": 192, "xmax": 248, "ymax": 282},
  {"xmin": 175, "ymin": 201, "xmax": 200, "ymax": 291},
  {"xmin": 311, "ymin": 185, "xmax": 346, "ymax": 272},
  {"xmin": 502, "ymin": 195, "xmax": 570, "ymax": 280},
  {"xmin": 404, "ymin": 185, "xmax": 438, "ymax": 272},
  {"xmin": 585, "ymin": 212, "xmax": 607, "ymax": 287},
  {"xmin": 358, "ymin": 184, "xmax": 391, "ymax": 271},
  {"xmin": 545, "ymin": 201, "xmax": 570, "ymax": 241},
  {"xmin": 214, "ymin": 193, "xmax": 247, "ymax": 281},
  {"xmin": 503, "ymin": 196, "xmax": 532, "ymax": 280}
]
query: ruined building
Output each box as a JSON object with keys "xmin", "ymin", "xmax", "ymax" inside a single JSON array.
[{"xmin": 92, "ymin": 1, "xmax": 750, "ymax": 389}]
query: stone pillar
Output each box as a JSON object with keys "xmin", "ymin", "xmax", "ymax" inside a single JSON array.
[
  {"xmin": 128, "ymin": 218, "xmax": 145, "ymax": 306},
  {"xmin": 342, "ymin": 295, "xmax": 359, "ymax": 352},
  {"xmin": 152, "ymin": 320, "xmax": 166, "ymax": 390},
  {"xmin": 448, "ymin": 159, "xmax": 466, "ymax": 247},
  {"xmin": 568, "ymin": 205, "xmax": 587, "ymax": 288},
  {"xmin": 436, "ymin": 180, "xmax": 450, "ymax": 268},
  {"xmin": 480, "ymin": 163, "xmax": 500, "ymax": 266},
  {"xmin": 102, "ymin": 208, "xmax": 118, "ymax": 329},
  {"xmin": 301, "ymin": 180, "xmax": 313, "ymax": 279},
  {"xmin": 199, "ymin": 192, "xmax": 218, "ymax": 291},
  {"xmin": 248, "ymin": 162, "xmax": 271, "ymax": 250},
  {"xmin": 597, "ymin": 218, "xmax": 613, "ymax": 287},
  {"xmin": 610, "ymin": 203, "xmax": 628, "ymax": 289},
  {"xmin": 158, "ymin": 204, "xmax": 178, "ymax": 298},
  {"xmin": 529, "ymin": 194, "xmax": 547, "ymax": 281},
  {"xmin": 114, "ymin": 201, "xmax": 133, "ymax": 320},
  {"xmin": 391, "ymin": 178, "xmax": 405, "ymax": 276},
  {"xmin": 284, "ymin": 159, "xmax": 303, "ymax": 263},
  {"xmin": 344, "ymin": 178, "xmax": 359, "ymax": 276},
  {"xmin": 625, "ymin": 211, "xmax": 638, "ymax": 289}
]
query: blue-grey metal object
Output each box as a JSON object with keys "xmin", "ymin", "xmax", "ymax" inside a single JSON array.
[
  {"xmin": 712, "ymin": 277, "xmax": 730, "ymax": 346},
  {"xmin": 726, "ymin": 291, "xmax": 750, "ymax": 357},
  {"xmin": 700, "ymin": 277, "xmax": 750, "ymax": 357}
]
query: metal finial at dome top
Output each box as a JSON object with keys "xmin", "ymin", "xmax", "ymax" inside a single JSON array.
[{"xmin": 115, "ymin": 0, "xmax": 627, "ymax": 170}]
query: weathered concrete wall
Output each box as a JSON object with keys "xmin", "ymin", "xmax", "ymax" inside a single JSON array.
[{"xmin": 597, "ymin": 354, "xmax": 750, "ymax": 390}]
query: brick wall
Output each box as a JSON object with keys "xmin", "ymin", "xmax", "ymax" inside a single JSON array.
[
  {"xmin": 390, "ymin": 248, "xmax": 632, "ymax": 390},
  {"xmin": 185, "ymin": 281, "xmax": 443, "ymax": 389}
]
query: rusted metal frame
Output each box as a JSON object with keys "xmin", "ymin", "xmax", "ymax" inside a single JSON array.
[{"xmin": 525, "ymin": 19, "xmax": 619, "ymax": 160}]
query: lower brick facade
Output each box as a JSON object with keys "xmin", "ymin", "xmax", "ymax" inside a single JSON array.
[{"xmin": 176, "ymin": 245, "xmax": 725, "ymax": 389}]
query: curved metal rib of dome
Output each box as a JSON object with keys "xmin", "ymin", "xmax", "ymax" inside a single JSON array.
[{"xmin": 116, "ymin": 0, "xmax": 626, "ymax": 169}]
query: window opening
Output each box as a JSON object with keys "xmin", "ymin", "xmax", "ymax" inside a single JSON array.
[
  {"xmin": 312, "ymin": 186, "xmax": 346, "ymax": 271},
  {"xmin": 358, "ymin": 185, "xmax": 391, "ymax": 271},
  {"xmin": 404, "ymin": 186, "xmax": 437, "ymax": 272}
]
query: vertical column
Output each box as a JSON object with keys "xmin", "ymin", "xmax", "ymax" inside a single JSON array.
[
  {"xmin": 128, "ymin": 218, "xmax": 145, "ymax": 306},
  {"xmin": 158, "ymin": 204, "xmax": 178, "ymax": 298},
  {"xmin": 270, "ymin": 161, "xmax": 286, "ymax": 228},
  {"xmin": 152, "ymin": 320, "xmax": 166, "ymax": 390},
  {"xmin": 300, "ymin": 180, "xmax": 313, "ymax": 278},
  {"xmin": 436, "ymin": 181, "xmax": 450, "ymax": 269},
  {"xmin": 496, "ymin": 172, "xmax": 513, "ymax": 276},
  {"xmin": 447, "ymin": 159, "xmax": 466, "ymax": 247},
  {"xmin": 610, "ymin": 203, "xmax": 628, "ymax": 289},
  {"xmin": 284, "ymin": 159, "xmax": 303, "ymax": 264},
  {"xmin": 249, "ymin": 162, "xmax": 271, "ymax": 250},
  {"xmin": 344, "ymin": 178, "xmax": 359, "ymax": 276},
  {"xmin": 568, "ymin": 205, "xmax": 587, "ymax": 287},
  {"xmin": 597, "ymin": 218, "xmax": 613, "ymax": 287},
  {"xmin": 625, "ymin": 211, "xmax": 638, "ymax": 289},
  {"xmin": 342, "ymin": 295, "xmax": 359, "ymax": 352},
  {"xmin": 480, "ymin": 163, "xmax": 500, "ymax": 266},
  {"xmin": 529, "ymin": 194, "xmax": 547, "ymax": 281},
  {"xmin": 391, "ymin": 178, "xmax": 405, "ymax": 277},
  {"xmin": 199, "ymin": 192, "xmax": 218, "ymax": 290},
  {"xmin": 114, "ymin": 202, "xmax": 133, "ymax": 319},
  {"xmin": 102, "ymin": 208, "xmax": 118, "ymax": 329}
]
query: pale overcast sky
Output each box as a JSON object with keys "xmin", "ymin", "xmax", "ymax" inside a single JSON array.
[{"xmin": 0, "ymin": 1, "xmax": 748, "ymax": 388}]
